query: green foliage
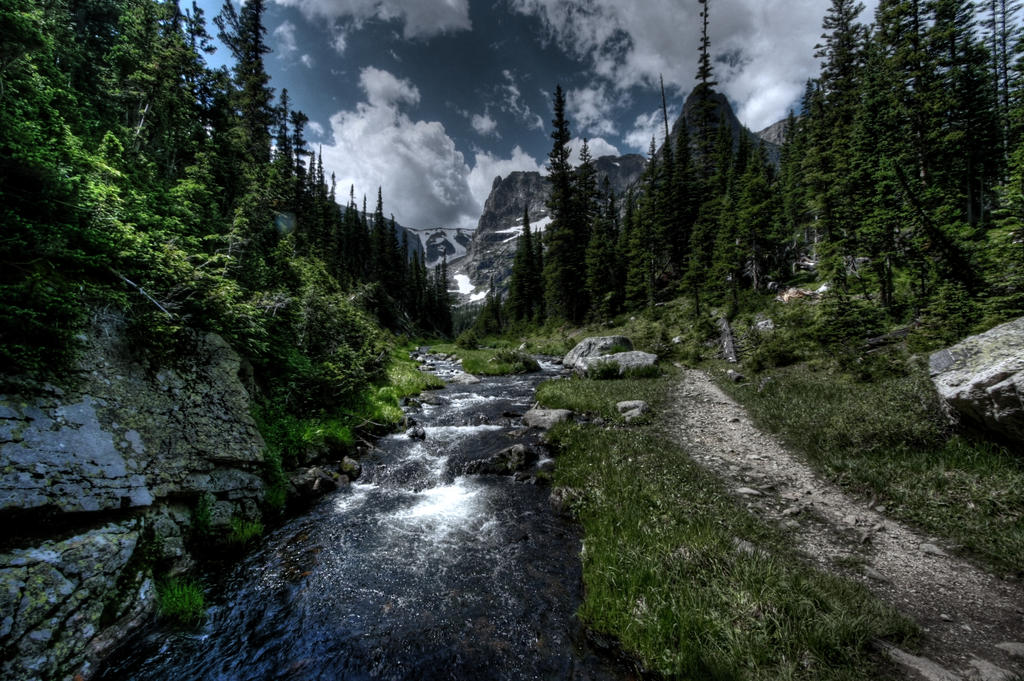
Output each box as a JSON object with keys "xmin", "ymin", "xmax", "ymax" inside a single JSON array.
[
  {"xmin": 228, "ymin": 517, "xmax": 264, "ymax": 546},
  {"xmin": 586, "ymin": 359, "xmax": 623, "ymax": 381},
  {"xmin": 157, "ymin": 578, "xmax": 206, "ymax": 626},
  {"xmin": 717, "ymin": 363, "xmax": 1024, "ymax": 573},
  {"xmin": 455, "ymin": 328, "xmax": 480, "ymax": 349},
  {"xmin": 488, "ymin": 349, "xmax": 541, "ymax": 374},
  {"xmin": 386, "ymin": 353, "xmax": 444, "ymax": 396},
  {"xmin": 262, "ymin": 446, "xmax": 287, "ymax": 512},
  {"xmin": 192, "ymin": 493, "xmax": 214, "ymax": 537}
]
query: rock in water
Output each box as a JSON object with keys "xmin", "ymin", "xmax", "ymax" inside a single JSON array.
[
  {"xmin": 929, "ymin": 316, "xmax": 1024, "ymax": 446},
  {"xmin": 563, "ymin": 336, "xmax": 634, "ymax": 372},
  {"xmin": 464, "ymin": 444, "xmax": 538, "ymax": 475},
  {"xmin": 340, "ymin": 456, "xmax": 362, "ymax": 481}
]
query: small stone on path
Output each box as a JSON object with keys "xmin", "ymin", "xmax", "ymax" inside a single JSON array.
[
  {"xmin": 864, "ymin": 566, "xmax": 890, "ymax": 583},
  {"xmin": 736, "ymin": 487, "xmax": 762, "ymax": 497},
  {"xmin": 968, "ymin": 658, "xmax": 1016, "ymax": 681},
  {"xmin": 996, "ymin": 642, "xmax": 1024, "ymax": 658},
  {"xmin": 921, "ymin": 543, "xmax": 948, "ymax": 557}
]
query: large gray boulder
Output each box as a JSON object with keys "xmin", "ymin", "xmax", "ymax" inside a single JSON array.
[
  {"xmin": 929, "ymin": 317, "xmax": 1024, "ymax": 445},
  {"xmin": 522, "ymin": 408, "xmax": 574, "ymax": 430},
  {"xmin": 563, "ymin": 336, "xmax": 634, "ymax": 372},
  {"xmin": 578, "ymin": 351, "xmax": 658, "ymax": 378}
]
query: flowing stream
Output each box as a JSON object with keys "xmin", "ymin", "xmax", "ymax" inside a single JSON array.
[{"xmin": 98, "ymin": 355, "xmax": 631, "ymax": 681}]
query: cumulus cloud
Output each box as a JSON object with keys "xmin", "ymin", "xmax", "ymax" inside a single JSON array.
[
  {"xmin": 566, "ymin": 83, "xmax": 620, "ymax": 137},
  {"xmin": 331, "ymin": 27, "xmax": 348, "ymax": 54},
  {"xmin": 567, "ymin": 137, "xmax": 620, "ymax": 167},
  {"xmin": 300, "ymin": 54, "xmax": 315, "ymax": 68},
  {"xmin": 271, "ymin": 0, "xmax": 472, "ymax": 39},
  {"xmin": 471, "ymin": 113, "xmax": 499, "ymax": 137},
  {"xmin": 320, "ymin": 67, "xmax": 475, "ymax": 228},
  {"xmin": 307, "ymin": 120, "xmax": 325, "ymax": 138},
  {"xmin": 511, "ymin": 0, "xmax": 879, "ymax": 130},
  {"xmin": 361, "ymin": 66, "xmax": 421, "ymax": 107},
  {"xmin": 320, "ymin": 67, "xmax": 545, "ymax": 229},
  {"xmin": 273, "ymin": 20, "xmax": 298, "ymax": 55},
  {"xmin": 624, "ymin": 107, "xmax": 677, "ymax": 152}
]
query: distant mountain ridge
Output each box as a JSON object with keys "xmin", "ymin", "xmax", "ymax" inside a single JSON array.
[
  {"xmin": 447, "ymin": 89, "xmax": 783, "ymax": 303},
  {"xmin": 452, "ymin": 154, "xmax": 647, "ymax": 301}
]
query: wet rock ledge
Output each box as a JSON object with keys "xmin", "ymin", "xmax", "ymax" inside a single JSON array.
[{"xmin": 1, "ymin": 318, "xmax": 268, "ymax": 681}]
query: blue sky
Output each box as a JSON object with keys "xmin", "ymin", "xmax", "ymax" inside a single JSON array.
[{"xmin": 191, "ymin": 0, "xmax": 878, "ymax": 229}]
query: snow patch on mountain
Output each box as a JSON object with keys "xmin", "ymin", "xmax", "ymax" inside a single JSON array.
[{"xmin": 453, "ymin": 274, "xmax": 487, "ymax": 302}]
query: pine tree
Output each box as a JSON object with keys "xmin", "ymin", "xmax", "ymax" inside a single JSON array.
[
  {"xmin": 542, "ymin": 85, "xmax": 588, "ymax": 322},
  {"xmin": 585, "ymin": 179, "xmax": 623, "ymax": 319},
  {"xmin": 506, "ymin": 205, "xmax": 535, "ymax": 323}
]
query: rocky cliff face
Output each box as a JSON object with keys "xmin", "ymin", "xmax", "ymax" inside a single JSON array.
[
  {"xmin": 675, "ymin": 88, "xmax": 781, "ymax": 165},
  {"xmin": 0, "ymin": 316, "xmax": 267, "ymax": 681},
  {"xmin": 409, "ymin": 227, "xmax": 473, "ymax": 268},
  {"xmin": 454, "ymin": 157, "xmax": 646, "ymax": 300}
]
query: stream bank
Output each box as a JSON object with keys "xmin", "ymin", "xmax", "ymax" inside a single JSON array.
[{"xmin": 95, "ymin": 352, "xmax": 635, "ymax": 680}]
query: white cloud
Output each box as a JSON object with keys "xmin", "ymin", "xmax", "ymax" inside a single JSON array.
[
  {"xmin": 467, "ymin": 146, "xmax": 546, "ymax": 213},
  {"xmin": 273, "ymin": 20, "xmax": 298, "ymax": 55},
  {"xmin": 307, "ymin": 120, "xmax": 325, "ymax": 138},
  {"xmin": 624, "ymin": 107, "xmax": 677, "ymax": 152},
  {"xmin": 320, "ymin": 68, "xmax": 545, "ymax": 229},
  {"xmin": 300, "ymin": 53, "xmax": 314, "ymax": 68},
  {"xmin": 499, "ymin": 70, "xmax": 546, "ymax": 131},
  {"xmin": 360, "ymin": 66, "xmax": 421, "ymax": 108},
  {"xmin": 331, "ymin": 27, "xmax": 348, "ymax": 54},
  {"xmin": 567, "ymin": 137, "xmax": 620, "ymax": 167},
  {"xmin": 566, "ymin": 84, "xmax": 619, "ymax": 137},
  {"xmin": 271, "ymin": 0, "xmax": 472, "ymax": 39},
  {"xmin": 511, "ymin": 0, "xmax": 879, "ymax": 131},
  {"xmin": 320, "ymin": 67, "xmax": 475, "ymax": 228},
  {"xmin": 471, "ymin": 113, "xmax": 499, "ymax": 137}
]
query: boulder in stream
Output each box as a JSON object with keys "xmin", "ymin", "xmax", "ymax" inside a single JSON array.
[
  {"xmin": 340, "ymin": 456, "xmax": 362, "ymax": 481},
  {"xmin": 288, "ymin": 467, "xmax": 343, "ymax": 502},
  {"xmin": 464, "ymin": 444, "xmax": 538, "ymax": 476}
]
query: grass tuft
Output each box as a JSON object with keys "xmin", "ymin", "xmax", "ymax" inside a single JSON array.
[
  {"xmin": 228, "ymin": 517, "xmax": 264, "ymax": 546},
  {"xmin": 157, "ymin": 578, "xmax": 206, "ymax": 625}
]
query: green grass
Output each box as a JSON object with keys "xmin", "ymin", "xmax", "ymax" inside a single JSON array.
[
  {"xmin": 538, "ymin": 372, "xmax": 913, "ymax": 678},
  {"xmin": 228, "ymin": 517, "xmax": 264, "ymax": 546},
  {"xmin": 715, "ymin": 363, "xmax": 1024, "ymax": 574},
  {"xmin": 536, "ymin": 373, "xmax": 668, "ymax": 421},
  {"xmin": 254, "ymin": 345, "xmax": 443, "ymax": 475},
  {"xmin": 547, "ymin": 417, "xmax": 913, "ymax": 679},
  {"xmin": 387, "ymin": 349, "xmax": 445, "ymax": 395},
  {"xmin": 157, "ymin": 578, "xmax": 206, "ymax": 625},
  {"xmin": 431, "ymin": 343, "xmax": 541, "ymax": 375}
]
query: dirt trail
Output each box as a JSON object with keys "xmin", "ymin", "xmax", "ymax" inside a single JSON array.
[{"xmin": 662, "ymin": 369, "xmax": 1024, "ymax": 681}]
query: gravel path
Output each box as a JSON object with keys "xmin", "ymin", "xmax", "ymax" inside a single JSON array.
[{"xmin": 661, "ymin": 369, "xmax": 1024, "ymax": 681}]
